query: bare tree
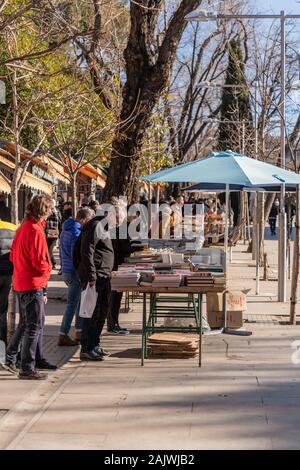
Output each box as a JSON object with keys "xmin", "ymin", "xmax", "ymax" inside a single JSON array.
[{"xmin": 102, "ymin": 0, "xmax": 203, "ymax": 202}]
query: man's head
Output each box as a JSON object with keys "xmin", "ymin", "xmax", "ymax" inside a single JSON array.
[
  {"xmin": 24, "ymin": 194, "xmax": 53, "ymax": 222},
  {"xmin": 175, "ymin": 195, "xmax": 184, "ymax": 207},
  {"xmin": 75, "ymin": 207, "xmax": 95, "ymax": 226},
  {"xmin": 88, "ymin": 200, "xmax": 100, "ymax": 213},
  {"xmin": 63, "ymin": 201, "xmax": 72, "ymax": 210},
  {"xmin": 166, "ymin": 196, "xmax": 175, "ymax": 206}
]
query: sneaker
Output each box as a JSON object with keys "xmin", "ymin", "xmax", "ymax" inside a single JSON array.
[
  {"xmin": 94, "ymin": 346, "xmax": 110, "ymax": 357},
  {"xmin": 58, "ymin": 334, "xmax": 78, "ymax": 347},
  {"xmin": 107, "ymin": 325, "xmax": 130, "ymax": 335},
  {"xmin": 80, "ymin": 351, "xmax": 104, "ymax": 361},
  {"xmin": 1, "ymin": 362, "xmax": 18, "ymax": 374},
  {"xmin": 18, "ymin": 370, "xmax": 48, "ymax": 380},
  {"xmin": 36, "ymin": 359, "xmax": 57, "ymax": 370}
]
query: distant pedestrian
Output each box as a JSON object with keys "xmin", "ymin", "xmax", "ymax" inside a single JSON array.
[
  {"xmin": 62, "ymin": 201, "xmax": 72, "ymax": 223},
  {"xmin": 0, "ymin": 221, "xmax": 17, "ymax": 347},
  {"xmin": 269, "ymin": 201, "xmax": 279, "ymax": 236},
  {"xmin": 58, "ymin": 207, "xmax": 94, "ymax": 347},
  {"xmin": 0, "ymin": 194, "xmax": 11, "ymax": 222},
  {"xmin": 45, "ymin": 202, "xmax": 61, "ymax": 269}
]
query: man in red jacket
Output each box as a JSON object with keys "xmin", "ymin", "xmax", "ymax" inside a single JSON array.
[{"xmin": 9, "ymin": 194, "xmax": 53, "ymax": 380}]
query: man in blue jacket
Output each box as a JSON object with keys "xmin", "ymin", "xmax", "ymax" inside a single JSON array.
[{"xmin": 58, "ymin": 207, "xmax": 94, "ymax": 346}]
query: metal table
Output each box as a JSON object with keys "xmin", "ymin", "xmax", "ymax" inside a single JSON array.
[{"xmin": 115, "ymin": 286, "xmax": 225, "ymax": 367}]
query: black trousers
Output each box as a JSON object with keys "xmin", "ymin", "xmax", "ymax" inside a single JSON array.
[
  {"xmin": 0, "ymin": 275, "xmax": 12, "ymax": 345},
  {"xmin": 107, "ymin": 291, "xmax": 123, "ymax": 329},
  {"xmin": 46, "ymin": 238, "xmax": 57, "ymax": 266},
  {"xmin": 269, "ymin": 217, "xmax": 276, "ymax": 234},
  {"xmin": 81, "ymin": 278, "xmax": 111, "ymax": 353}
]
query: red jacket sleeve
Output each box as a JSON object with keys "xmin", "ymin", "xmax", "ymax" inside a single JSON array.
[{"xmin": 29, "ymin": 227, "xmax": 51, "ymax": 275}]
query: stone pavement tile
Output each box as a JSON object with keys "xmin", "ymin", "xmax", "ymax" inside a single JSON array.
[
  {"xmin": 14, "ymin": 432, "xmax": 107, "ymax": 450},
  {"xmin": 0, "ymin": 432, "xmax": 18, "ymax": 450},
  {"xmin": 30, "ymin": 408, "xmax": 118, "ymax": 435},
  {"xmin": 271, "ymin": 432, "xmax": 300, "ymax": 450},
  {"xmin": 0, "ymin": 376, "xmax": 37, "ymax": 410}
]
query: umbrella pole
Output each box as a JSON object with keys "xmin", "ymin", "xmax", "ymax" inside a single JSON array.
[
  {"xmin": 223, "ymin": 184, "xmax": 252, "ymax": 337},
  {"xmin": 255, "ymin": 191, "xmax": 260, "ymax": 295},
  {"xmin": 224, "ymin": 184, "xmax": 229, "ymax": 329}
]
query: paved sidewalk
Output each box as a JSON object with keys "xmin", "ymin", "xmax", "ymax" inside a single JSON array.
[{"xmin": 0, "ymin": 238, "xmax": 300, "ymax": 450}]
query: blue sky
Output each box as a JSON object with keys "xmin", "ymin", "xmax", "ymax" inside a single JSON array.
[{"xmin": 255, "ymin": 0, "xmax": 300, "ymax": 13}]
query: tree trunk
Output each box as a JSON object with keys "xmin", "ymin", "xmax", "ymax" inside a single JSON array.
[
  {"xmin": 103, "ymin": 0, "xmax": 201, "ymax": 202},
  {"xmin": 11, "ymin": 178, "xmax": 19, "ymax": 225},
  {"xmin": 290, "ymin": 185, "xmax": 300, "ymax": 324},
  {"xmin": 71, "ymin": 174, "xmax": 78, "ymax": 216}
]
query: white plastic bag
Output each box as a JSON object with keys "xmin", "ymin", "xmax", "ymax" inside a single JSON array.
[{"xmin": 79, "ymin": 284, "xmax": 98, "ymax": 318}]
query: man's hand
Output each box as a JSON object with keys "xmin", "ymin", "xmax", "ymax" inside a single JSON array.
[{"xmin": 43, "ymin": 295, "xmax": 48, "ymax": 305}]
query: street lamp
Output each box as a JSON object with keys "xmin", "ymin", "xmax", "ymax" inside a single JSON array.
[{"xmin": 186, "ymin": 9, "xmax": 300, "ymax": 302}]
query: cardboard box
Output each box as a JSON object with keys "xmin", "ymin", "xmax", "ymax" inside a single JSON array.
[
  {"xmin": 206, "ymin": 291, "xmax": 247, "ymax": 313},
  {"xmin": 207, "ymin": 310, "xmax": 243, "ymax": 329}
]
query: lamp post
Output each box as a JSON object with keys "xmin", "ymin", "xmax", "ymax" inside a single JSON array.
[{"xmin": 186, "ymin": 9, "xmax": 300, "ymax": 302}]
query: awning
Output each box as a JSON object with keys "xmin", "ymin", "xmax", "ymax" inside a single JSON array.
[
  {"xmin": 0, "ymin": 155, "xmax": 52, "ymax": 194},
  {"xmin": 0, "ymin": 174, "xmax": 11, "ymax": 194},
  {"xmin": 22, "ymin": 172, "xmax": 52, "ymax": 194}
]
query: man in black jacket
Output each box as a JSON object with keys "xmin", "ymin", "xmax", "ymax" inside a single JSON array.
[
  {"xmin": 76, "ymin": 211, "xmax": 115, "ymax": 361},
  {"xmin": 107, "ymin": 218, "xmax": 133, "ymax": 335}
]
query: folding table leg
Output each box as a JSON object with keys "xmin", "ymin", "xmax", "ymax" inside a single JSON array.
[
  {"xmin": 141, "ymin": 292, "xmax": 147, "ymax": 366},
  {"xmin": 198, "ymin": 293, "xmax": 202, "ymax": 367}
]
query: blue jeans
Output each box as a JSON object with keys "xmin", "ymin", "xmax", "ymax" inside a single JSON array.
[
  {"xmin": 13, "ymin": 290, "xmax": 45, "ymax": 373},
  {"xmin": 6, "ymin": 304, "xmax": 44, "ymax": 365},
  {"xmin": 60, "ymin": 271, "xmax": 82, "ymax": 335}
]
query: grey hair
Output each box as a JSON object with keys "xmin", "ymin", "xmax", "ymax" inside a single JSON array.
[{"xmin": 76, "ymin": 207, "xmax": 94, "ymax": 221}]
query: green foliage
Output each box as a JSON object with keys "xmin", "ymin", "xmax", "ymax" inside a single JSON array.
[{"xmin": 219, "ymin": 37, "xmax": 253, "ymax": 153}]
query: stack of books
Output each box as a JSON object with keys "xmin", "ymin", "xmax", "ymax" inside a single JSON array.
[
  {"xmin": 186, "ymin": 272, "xmax": 215, "ymax": 287},
  {"xmin": 151, "ymin": 273, "xmax": 182, "ymax": 288},
  {"xmin": 139, "ymin": 272, "xmax": 154, "ymax": 287},
  {"xmin": 111, "ymin": 271, "xmax": 140, "ymax": 289},
  {"xmin": 213, "ymin": 272, "xmax": 226, "ymax": 286}
]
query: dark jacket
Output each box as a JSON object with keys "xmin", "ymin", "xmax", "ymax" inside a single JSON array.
[
  {"xmin": 0, "ymin": 221, "xmax": 17, "ymax": 276},
  {"xmin": 76, "ymin": 216, "xmax": 114, "ymax": 284},
  {"xmin": 112, "ymin": 223, "xmax": 135, "ymax": 271},
  {"xmin": 60, "ymin": 218, "xmax": 82, "ymax": 273},
  {"xmin": 269, "ymin": 205, "xmax": 279, "ymax": 219},
  {"xmin": 45, "ymin": 208, "xmax": 61, "ymax": 239}
]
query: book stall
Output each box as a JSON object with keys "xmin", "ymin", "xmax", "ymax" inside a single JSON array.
[{"xmin": 111, "ymin": 244, "xmax": 226, "ymax": 366}]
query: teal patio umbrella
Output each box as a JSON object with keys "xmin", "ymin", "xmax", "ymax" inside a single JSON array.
[
  {"xmin": 141, "ymin": 150, "xmax": 300, "ymax": 186},
  {"xmin": 141, "ymin": 151, "xmax": 300, "ymax": 332}
]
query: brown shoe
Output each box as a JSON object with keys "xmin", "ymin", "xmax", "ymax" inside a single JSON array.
[
  {"xmin": 74, "ymin": 331, "xmax": 81, "ymax": 343},
  {"xmin": 57, "ymin": 334, "xmax": 78, "ymax": 347},
  {"xmin": 18, "ymin": 370, "xmax": 48, "ymax": 380}
]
